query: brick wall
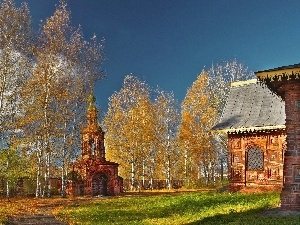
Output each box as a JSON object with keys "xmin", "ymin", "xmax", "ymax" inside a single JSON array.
[
  {"xmin": 228, "ymin": 132, "xmax": 285, "ymax": 192},
  {"xmin": 280, "ymin": 82, "xmax": 300, "ymax": 210}
]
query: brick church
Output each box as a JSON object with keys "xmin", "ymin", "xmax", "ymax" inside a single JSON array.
[{"xmin": 67, "ymin": 94, "xmax": 123, "ymax": 196}]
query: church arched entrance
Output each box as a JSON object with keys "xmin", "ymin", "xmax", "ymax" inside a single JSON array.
[{"xmin": 92, "ymin": 173, "xmax": 108, "ymax": 196}]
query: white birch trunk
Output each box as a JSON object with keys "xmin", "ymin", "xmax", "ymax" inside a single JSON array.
[
  {"xmin": 166, "ymin": 136, "xmax": 171, "ymax": 190},
  {"xmin": 46, "ymin": 151, "xmax": 51, "ymax": 197},
  {"xmin": 167, "ymin": 157, "xmax": 171, "ymax": 190},
  {"xmin": 150, "ymin": 175, "xmax": 153, "ymax": 191},
  {"xmin": 61, "ymin": 163, "xmax": 66, "ymax": 198},
  {"xmin": 142, "ymin": 160, "xmax": 145, "ymax": 188},
  {"xmin": 61, "ymin": 120, "xmax": 67, "ymax": 198},
  {"xmin": 184, "ymin": 148, "xmax": 188, "ymax": 182},
  {"xmin": 131, "ymin": 161, "xmax": 134, "ymax": 191},
  {"xmin": 43, "ymin": 78, "xmax": 51, "ymax": 197},
  {"xmin": 6, "ymin": 159, "xmax": 10, "ymax": 201},
  {"xmin": 36, "ymin": 151, "xmax": 41, "ymax": 198}
]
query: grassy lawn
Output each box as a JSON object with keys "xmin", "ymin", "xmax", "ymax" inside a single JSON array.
[{"xmin": 55, "ymin": 191, "xmax": 300, "ymax": 225}]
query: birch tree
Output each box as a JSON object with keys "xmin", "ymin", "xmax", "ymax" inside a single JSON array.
[
  {"xmin": 0, "ymin": 0, "xmax": 32, "ymax": 199},
  {"xmin": 208, "ymin": 59, "xmax": 255, "ymax": 180},
  {"xmin": 104, "ymin": 75, "xmax": 154, "ymax": 190},
  {"xmin": 154, "ymin": 90, "xmax": 181, "ymax": 189},
  {"xmin": 179, "ymin": 71, "xmax": 219, "ymax": 186},
  {"xmin": 19, "ymin": 0, "xmax": 105, "ymax": 197}
]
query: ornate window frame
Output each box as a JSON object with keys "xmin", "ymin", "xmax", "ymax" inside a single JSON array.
[{"xmin": 246, "ymin": 146, "xmax": 264, "ymax": 171}]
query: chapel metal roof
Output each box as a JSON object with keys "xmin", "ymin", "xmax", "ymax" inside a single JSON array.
[{"xmin": 213, "ymin": 79, "xmax": 286, "ymax": 133}]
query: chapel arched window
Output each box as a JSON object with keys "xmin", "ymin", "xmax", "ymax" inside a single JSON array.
[{"xmin": 247, "ymin": 147, "xmax": 264, "ymax": 170}]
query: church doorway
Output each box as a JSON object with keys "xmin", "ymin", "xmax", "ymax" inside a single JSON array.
[{"xmin": 92, "ymin": 173, "xmax": 108, "ymax": 196}]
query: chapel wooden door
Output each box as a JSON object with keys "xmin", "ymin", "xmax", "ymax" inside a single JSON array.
[{"xmin": 92, "ymin": 173, "xmax": 108, "ymax": 196}]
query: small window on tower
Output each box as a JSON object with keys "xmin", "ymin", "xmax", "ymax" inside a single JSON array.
[
  {"xmin": 89, "ymin": 140, "xmax": 94, "ymax": 155},
  {"xmin": 295, "ymin": 101, "xmax": 300, "ymax": 110},
  {"xmin": 91, "ymin": 142, "xmax": 95, "ymax": 155},
  {"xmin": 293, "ymin": 165, "xmax": 300, "ymax": 183}
]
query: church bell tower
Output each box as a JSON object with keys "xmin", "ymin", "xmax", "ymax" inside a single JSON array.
[
  {"xmin": 68, "ymin": 93, "xmax": 123, "ymax": 196},
  {"xmin": 81, "ymin": 94, "xmax": 105, "ymax": 161}
]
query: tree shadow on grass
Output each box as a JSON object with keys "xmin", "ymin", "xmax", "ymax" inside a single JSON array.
[
  {"xmin": 160, "ymin": 192, "xmax": 276, "ymax": 218},
  {"xmin": 185, "ymin": 208, "xmax": 300, "ymax": 225},
  {"xmin": 93, "ymin": 193, "xmax": 271, "ymax": 224}
]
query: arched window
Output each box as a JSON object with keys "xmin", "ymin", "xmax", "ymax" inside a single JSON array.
[{"xmin": 247, "ymin": 147, "xmax": 264, "ymax": 170}]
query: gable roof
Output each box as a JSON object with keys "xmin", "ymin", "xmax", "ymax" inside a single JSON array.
[{"xmin": 213, "ymin": 79, "xmax": 286, "ymax": 133}]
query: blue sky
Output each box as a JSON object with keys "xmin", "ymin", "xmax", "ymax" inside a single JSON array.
[{"xmin": 15, "ymin": 0, "xmax": 300, "ymax": 113}]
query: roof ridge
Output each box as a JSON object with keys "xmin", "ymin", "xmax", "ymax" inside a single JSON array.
[{"xmin": 230, "ymin": 79, "xmax": 257, "ymax": 87}]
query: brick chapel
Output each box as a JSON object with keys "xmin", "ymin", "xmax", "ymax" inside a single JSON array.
[
  {"xmin": 214, "ymin": 79, "xmax": 286, "ymax": 192},
  {"xmin": 67, "ymin": 94, "xmax": 123, "ymax": 196},
  {"xmin": 215, "ymin": 63, "xmax": 300, "ymax": 211}
]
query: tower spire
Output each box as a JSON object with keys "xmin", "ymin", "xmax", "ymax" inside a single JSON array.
[{"xmin": 87, "ymin": 93, "xmax": 98, "ymax": 125}]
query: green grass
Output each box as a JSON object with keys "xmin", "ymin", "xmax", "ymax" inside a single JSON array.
[{"xmin": 56, "ymin": 191, "xmax": 300, "ymax": 225}]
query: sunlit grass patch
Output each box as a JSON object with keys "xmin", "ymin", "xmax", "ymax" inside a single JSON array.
[{"xmin": 55, "ymin": 191, "xmax": 295, "ymax": 225}]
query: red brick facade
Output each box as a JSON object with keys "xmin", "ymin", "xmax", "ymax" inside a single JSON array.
[
  {"xmin": 67, "ymin": 95, "xmax": 123, "ymax": 196},
  {"xmin": 228, "ymin": 132, "xmax": 286, "ymax": 192},
  {"xmin": 279, "ymin": 82, "xmax": 300, "ymax": 210}
]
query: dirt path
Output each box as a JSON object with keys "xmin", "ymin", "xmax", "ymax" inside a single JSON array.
[
  {"xmin": 4, "ymin": 203, "xmax": 68, "ymax": 225},
  {"xmin": 1, "ymin": 197, "xmax": 96, "ymax": 225},
  {"xmin": 5, "ymin": 214, "xmax": 67, "ymax": 225}
]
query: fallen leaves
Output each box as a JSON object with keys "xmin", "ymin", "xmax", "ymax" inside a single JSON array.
[{"xmin": 0, "ymin": 196, "xmax": 94, "ymax": 223}]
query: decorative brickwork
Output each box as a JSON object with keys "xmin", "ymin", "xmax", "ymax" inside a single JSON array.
[
  {"xmin": 67, "ymin": 94, "xmax": 123, "ymax": 196},
  {"xmin": 228, "ymin": 132, "xmax": 285, "ymax": 192}
]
